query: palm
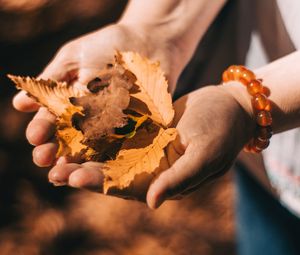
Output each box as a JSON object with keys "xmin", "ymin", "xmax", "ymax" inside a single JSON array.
[
  {"xmin": 41, "ymin": 25, "xmax": 149, "ymax": 85},
  {"xmin": 145, "ymin": 86, "xmax": 251, "ymax": 207},
  {"xmin": 13, "ymin": 22, "xmax": 251, "ymax": 209},
  {"xmin": 13, "ymin": 23, "xmax": 179, "ymax": 165},
  {"xmin": 45, "ymin": 85, "xmax": 251, "ymax": 209}
]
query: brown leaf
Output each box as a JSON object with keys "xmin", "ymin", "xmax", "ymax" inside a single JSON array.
[
  {"xmin": 8, "ymin": 75, "xmax": 87, "ymax": 116},
  {"xmin": 70, "ymin": 67, "xmax": 134, "ymax": 140},
  {"xmin": 8, "ymin": 52, "xmax": 178, "ymax": 200},
  {"xmin": 117, "ymin": 52, "xmax": 174, "ymax": 127},
  {"xmin": 103, "ymin": 127, "xmax": 177, "ymax": 195}
]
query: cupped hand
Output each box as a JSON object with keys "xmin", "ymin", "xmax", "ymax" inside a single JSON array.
[
  {"xmin": 146, "ymin": 84, "xmax": 254, "ymax": 208},
  {"xmin": 46, "ymin": 83, "xmax": 254, "ymax": 209},
  {"xmin": 12, "ymin": 22, "xmax": 254, "ymax": 209},
  {"xmin": 12, "ymin": 23, "xmax": 181, "ymax": 167}
]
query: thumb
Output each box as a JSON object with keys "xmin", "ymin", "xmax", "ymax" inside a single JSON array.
[
  {"xmin": 73, "ymin": 67, "xmax": 103, "ymax": 89},
  {"xmin": 40, "ymin": 58, "xmax": 101, "ymax": 92},
  {"xmin": 146, "ymin": 143, "xmax": 208, "ymax": 209},
  {"xmin": 38, "ymin": 55, "xmax": 73, "ymax": 81}
]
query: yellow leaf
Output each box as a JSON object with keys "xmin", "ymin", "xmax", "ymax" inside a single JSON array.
[
  {"xmin": 56, "ymin": 125, "xmax": 86, "ymax": 158},
  {"xmin": 118, "ymin": 52, "xmax": 174, "ymax": 127},
  {"xmin": 103, "ymin": 127, "xmax": 177, "ymax": 195},
  {"xmin": 8, "ymin": 75, "xmax": 87, "ymax": 116},
  {"xmin": 8, "ymin": 75, "xmax": 94, "ymax": 160},
  {"xmin": 56, "ymin": 113, "xmax": 96, "ymax": 161},
  {"xmin": 8, "ymin": 52, "xmax": 178, "ymax": 200},
  {"xmin": 7, "ymin": 75, "xmax": 93, "ymax": 160}
]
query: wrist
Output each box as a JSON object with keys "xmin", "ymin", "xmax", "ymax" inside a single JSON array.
[
  {"xmin": 221, "ymin": 81, "xmax": 254, "ymax": 117},
  {"xmin": 221, "ymin": 65, "xmax": 274, "ymax": 152},
  {"xmin": 221, "ymin": 82, "xmax": 256, "ymax": 145},
  {"xmin": 188, "ymin": 85, "xmax": 255, "ymax": 150},
  {"xmin": 115, "ymin": 22, "xmax": 184, "ymax": 93}
]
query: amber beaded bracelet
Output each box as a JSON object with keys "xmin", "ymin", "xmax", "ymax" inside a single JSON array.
[{"xmin": 222, "ymin": 65, "xmax": 273, "ymax": 153}]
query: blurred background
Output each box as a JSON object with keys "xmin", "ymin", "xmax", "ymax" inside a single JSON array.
[{"xmin": 0, "ymin": 1, "xmax": 235, "ymax": 254}]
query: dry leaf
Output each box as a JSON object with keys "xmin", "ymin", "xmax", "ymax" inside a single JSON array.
[
  {"xmin": 8, "ymin": 51, "xmax": 177, "ymax": 198},
  {"xmin": 103, "ymin": 127, "xmax": 177, "ymax": 195},
  {"xmin": 69, "ymin": 67, "xmax": 133, "ymax": 140},
  {"xmin": 118, "ymin": 51, "xmax": 174, "ymax": 127},
  {"xmin": 7, "ymin": 75, "xmax": 87, "ymax": 116},
  {"xmin": 56, "ymin": 112, "xmax": 96, "ymax": 160},
  {"xmin": 8, "ymin": 75, "xmax": 92, "ymax": 160}
]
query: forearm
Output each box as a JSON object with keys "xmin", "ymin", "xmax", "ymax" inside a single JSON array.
[
  {"xmin": 119, "ymin": 0, "xmax": 226, "ymax": 78},
  {"xmin": 225, "ymin": 50, "xmax": 300, "ymax": 198},
  {"xmin": 255, "ymin": 50, "xmax": 300, "ymax": 133},
  {"xmin": 224, "ymin": 50, "xmax": 300, "ymax": 136}
]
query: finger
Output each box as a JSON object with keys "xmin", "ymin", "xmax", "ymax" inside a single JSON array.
[
  {"xmin": 68, "ymin": 162, "xmax": 104, "ymax": 191},
  {"xmin": 32, "ymin": 142, "xmax": 58, "ymax": 167},
  {"xmin": 13, "ymin": 90, "xmax": 40, "ymax": 112},
  {"xmin": 147, "ymin": 144, "xmax": 207, "ymax": 209},
  {"xmin": 48, "ymin": 163, "xmax": 81, "ymax": 186},
  {"xmin": 180, "ymin": 165, "xmax": 230, "ymax": 196},
  {"xmin": 39, "ymin": 65, "xmax": 65, "ymax": 81},
  {"xmin": 56, "ymin": 156, "xmax": 68, "ymax": 165},
  {"xmin": 26, "ymin": 107, "xmax": 56, "ymax": 145},
  {"xmin": 38, "ymin": 49, "xmax": 76, "ymax": 81},
  {"xmin": 71, "ymin": 67, "xmax": 102, "ymax": 90}
]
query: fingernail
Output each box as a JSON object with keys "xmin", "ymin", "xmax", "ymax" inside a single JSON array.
[
  {"xmin": 48, "ymin": 171, "xmax": 65, "ymax": 186},
  {"xmin": 49, "ymin": 179, "xmax": 67, "ymax": 186}
]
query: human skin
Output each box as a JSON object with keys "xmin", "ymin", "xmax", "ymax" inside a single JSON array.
[
  {"xmin": 12, "ymin": 0, "xmax": 300, "ymax": 208},
  {"xmin": 146, "ymin": 51, "xmax": 300, "ymax": 208},
  {"xmin": 13, "ymin": 0, "xmax": 226, "ymax": 207},
  {"xmin": 13, "ymin": 0, "xmax": 226, "ymax": 161}
]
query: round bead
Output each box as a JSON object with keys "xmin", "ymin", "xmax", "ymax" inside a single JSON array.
[
  {"xmin": 222, "ymin": 70, "xmax": 229, "ymax": 82},
  {"xmin": 223, "ymin": 65, "xmax": 272, "ymax": 154},
  {"xmin": 252, "ymin": 146, "xmax": 263, "ymax": 153},
  {"xmin": 227, "ymin": 65, "xmax": 237, "ymax": 80},
  {"xmin": 239, "ymin": 77, "xmax": 249, "ymax": 86},
  {"xmin": 247, "ymin": 79, "xmax": 263, "ymax": 96},
  {"xmin": 241, "ymin": 69, "xmax": 255, "ymax": 83},
  {"xmin": 264, "ymin": 101, "xmax": 272, "ymax": 111},
  {"xmin": 244, "ymin": 141, "xmax": 254, "ymax": 152},
  {"xmin": 262, "ymin": 86, "xmax": 270, "ymax": 97},
  {"xmin": 252, "ymin": 93, "xmax": 271, "ymax": 111},
  {"xmin": 233, "ymin": 66, "xmax": 244, "ymax": 80},
  {"xmin": 257, "ymin": 126, "xmax": 273, "ymax": 140},
  {"xmin": 254, "ymin": 137, "xmax": 270, "ymax": 150},
  {"xmin": 256, "ymin": 111, "xmax": 272, "ymax": 126}
]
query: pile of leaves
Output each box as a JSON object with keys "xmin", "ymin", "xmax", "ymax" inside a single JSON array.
[{"xmin": 9, "ymin": 52, "xmax": 177, "ymax": 199}]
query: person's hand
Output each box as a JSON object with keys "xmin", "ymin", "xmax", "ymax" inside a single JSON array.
[
  {"xmin": 146, "ymin": 84, "xmax": 254, "ymax": 208},
  {"xmin": 46, "ymin": 83, "xmax": 254, "ymax": 208},
  {"xmin": 12, "ymin": 23, "xmax": 182, "ymax": 168}
]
